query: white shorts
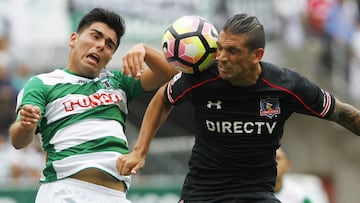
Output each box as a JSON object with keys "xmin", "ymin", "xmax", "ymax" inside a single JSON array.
[{"xmin": 35, "ymin": 178, "xmax": 132, "ymax": 203}]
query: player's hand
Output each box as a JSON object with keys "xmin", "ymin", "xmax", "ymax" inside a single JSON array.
[
  {"xmin": 122, "ymin": 43, "xmax": 146, "ymax": 79},
  {"xmin": 19, "ymin": 104, "xmax": 41, "ymax": 130},
  {"xmin": 116, "ymin": 151, "xmax": 146, "ymax": 176}
]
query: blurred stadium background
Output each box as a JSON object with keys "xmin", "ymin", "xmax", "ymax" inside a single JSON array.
[{"xmin": 1, "ymin": 0, "xmax": 360, "ymax": 202}]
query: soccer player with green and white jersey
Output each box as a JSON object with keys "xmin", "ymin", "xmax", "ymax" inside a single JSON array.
[{"xmin": 9, "ymin": 8, "xmax": 177, "ymax": 203}]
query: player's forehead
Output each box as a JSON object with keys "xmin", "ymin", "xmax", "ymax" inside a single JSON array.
[
  {"xmin": 217, "ymin": 31, "xmax": 247, "ymax": 48},
  {"xmin": 85, "ymin": 22, "xmax": 118, "ymax": 44}
]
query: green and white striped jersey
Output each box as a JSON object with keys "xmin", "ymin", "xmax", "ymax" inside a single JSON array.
[{"xmin": 15, "ymin": 68, "xmax": 145, "ymax": 189}]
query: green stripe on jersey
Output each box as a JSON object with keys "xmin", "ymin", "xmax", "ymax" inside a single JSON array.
[
  {"xmin": 47, "ymin": 136, "xmax": 129, "ymax": 161},
  {"xmin": 16, "ymin": 68, "xmax": 144, "ymax": 183}
]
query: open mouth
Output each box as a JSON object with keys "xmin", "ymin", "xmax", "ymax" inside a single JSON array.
[
  {"xmin": 87, "ymin": 53, "xmax": 100, "ymax": 64},
  {"xmin": 218, "ymin": 63, "xmax": 232, "ymax": 75},
  {"xmin": 218, "ymin": 63, "xmax": 227, "ymax": 72}
]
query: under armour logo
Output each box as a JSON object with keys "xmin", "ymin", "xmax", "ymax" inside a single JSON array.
[{"xmin": 207, "ymin": 100, "xmax": 222, "ymax": 109}]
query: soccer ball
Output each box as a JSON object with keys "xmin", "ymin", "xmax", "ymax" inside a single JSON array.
[{"xmin": 161, "ymin": 15, "xmax": 218, "ymax": 74}]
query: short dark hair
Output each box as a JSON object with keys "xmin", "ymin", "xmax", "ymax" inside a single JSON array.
[
  {"xmin": 77, "ymin": 8, "xmax": 126, "ymax": 51},
  {"xmin": 222, "ymin": 13, "xmax": 265, "ymax": 51}
]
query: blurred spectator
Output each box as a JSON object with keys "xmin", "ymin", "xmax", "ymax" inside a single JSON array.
[
  {"xmin": 324, "ymin": 0, "xmax": 358, "ymax": 43},
  {"xmin": 0, "ymin": 66, "xmax": 16, "ymax": 135},
  {"xmin": 6, "ymin": 0, "xmax": 71, "ymax": 68},
  {"xmin": 305, "ymin": 0, "xmax": 336, "ymax": 77},
  {"xmin": 0, "ymin": 0, "xmax": 8, "ymax": 40},
  {"xmin": 275, "ymin": 147, "xmax": 331, "ymax": 203},
  {"xmin": 0, "ymin": 0, "xmax": 10, "ymax": 66},
  {"xmin": 0, "ymin": 8, "xmax": 8, "ymax": 51},
  {"xmin": 11, "ymin": 64, "xmax": 33, "ymax": 93},
  {"xmin": 0, "ymin": 134, "xmax": 12, "ymax": 185},
  {"xmin": 7, "ymin": 135, "xmax": 44, "ymax": 186},
  {"xmin": 275, "ymin": 147, "xmax": 313, "ymax": 203},
  {"xmin": 0, "ymin": 132, "xmax": 44, "ymax": 187},
  {"xmin": 306, "ymin": 0, "xmax": 335, "ymax": 37},
  {"xmin": 273, "ymin": 0, "xmax": 308, "ymax": 50},
  {"xmin": 349, "ymin": 17, "xmax": 360, "ymax": 102},
  {"xmin": 321, "ymin": 0, "xmax": 358, "ymax": 83},
  {"xmin": 273, "ymin": 0, "xmax": 309, "ymax": 70}
]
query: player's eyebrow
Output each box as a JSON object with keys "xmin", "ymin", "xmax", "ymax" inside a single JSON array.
[{"xmin": 90, "ymin": 28, "xmax": 117, "ymax": 48}]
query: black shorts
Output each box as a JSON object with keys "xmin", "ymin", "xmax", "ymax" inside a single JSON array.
[{"xmin": 179, "ymin": 191, "xmax": 281, "ymax": 203}]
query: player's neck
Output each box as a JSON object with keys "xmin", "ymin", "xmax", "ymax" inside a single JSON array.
[
  {"xmin": 274, "ymin": 180, "xmax": 283, "ymax": 193},
  {"xmin": 230, "ymin": 63, "xmax": 261, "ymax": 87}
]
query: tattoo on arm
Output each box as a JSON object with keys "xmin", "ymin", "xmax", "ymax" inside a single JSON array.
[{"xmin": 329, "ymin": 100, "xmax": 360, "ymax": 136}]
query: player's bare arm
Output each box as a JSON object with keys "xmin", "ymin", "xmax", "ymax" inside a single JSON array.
[
  {"xmin": 122, "ymin": 43, "xmax": 178, "ymax": 91},
  {"xmin": 117, "ymin": 85, "xmax": 173, "ymax": 175},
  {"xmin": 9, "ymin": 104, "xmax": 41, "ymax": 149},
  {"xmin": 122, "ymin": 43, "xmax": 146, "ymax": 78},
  {"xmin": 329, "ymin": 99, "xmax": 360, "ymax": 135}
]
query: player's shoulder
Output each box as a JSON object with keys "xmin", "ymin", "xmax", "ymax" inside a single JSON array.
[
  {"xmin": 261, "ymin": 61, "xmax": 305, "ymax": 87},
  {"xmin": 261, "ymin": 62, "xmax": 301, "ymax": 78},
  {"xmin": 34, "ymin": 68, "xmax": 88, "ymax": 86},
  {"xmin": 27, "ymin": 68, "xmax": 64, "ymax": 85},
  {"xmin": 167, "ymin": 63, "xmax": 219, "ymax": 97},
  {"xmin": 180, "ymin": 62, "xmax": 219, "ymax": 82},
  {"xmin": 35, "ymin": 68, "xmax": 73, "ymax": 79}
]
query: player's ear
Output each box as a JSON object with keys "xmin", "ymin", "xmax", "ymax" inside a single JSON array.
[
  {"xmin": 252, "ymin": 48, "xmax": 264, "ymax": 63},
  {"xmin": 69, "ymin": 32, "xmax": 78, "ymax": 48},
  {"xmin": 285, "ymin": 158, "xmax": 291, "ymax": 172}
]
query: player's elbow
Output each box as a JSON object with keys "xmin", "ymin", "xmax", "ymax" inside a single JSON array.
[
  {"xmin": 10, "ymin": 135, "xmax": 31, "ymax": 149},
  {"xmin": 11, "ymin": 139, "xmax": 27, "ymax": 149},
  {"xmin": 9, "ymin": 125, "xmax": 34, "ymax": 149},
  {"xmin": 12, "ymin": 143, "xmax": 25, "ymax": 150}
]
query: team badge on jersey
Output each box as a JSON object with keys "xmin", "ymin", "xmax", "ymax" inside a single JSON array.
[
  {"xmin": 101, "ymin": 79, "xmax": 112, "ymax": 88},
  {"xmin": 98, "ymin": 70, "xmax": 114, "ymax": 89},
  {"xmin": 259, "ymin": 97, "xmax": 281, "ymax": 118}
]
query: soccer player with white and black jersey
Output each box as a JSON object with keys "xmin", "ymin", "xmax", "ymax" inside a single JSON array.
[
  {"xmin": 9, "ymin": 8, "xmax": 177, "ymax": 203},
  {"xmin": 117, "ymin": 13, "xmax": 360, "ymax": 202}
]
